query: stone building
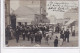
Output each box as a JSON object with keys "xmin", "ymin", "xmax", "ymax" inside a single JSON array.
[
  {"xmin": 5, "ymin": 0, "xmax": 10, "ymax": 27},
  {"xmin": 5, "ymin": 0, "xmax": 48, "ymax": 27}
]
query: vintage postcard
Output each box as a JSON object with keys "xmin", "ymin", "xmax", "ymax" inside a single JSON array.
[{"xmin": 4, "ymin": 0, "xmax": 79, "ymax": 47}]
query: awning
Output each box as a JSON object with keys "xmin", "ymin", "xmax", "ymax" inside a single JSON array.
[{"xmin": 65, "ymin": 19, "xmax": 76, "ymax": 25}]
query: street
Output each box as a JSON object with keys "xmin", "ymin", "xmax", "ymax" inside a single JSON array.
[{"xmin": 7, "ymin": 33, "xmax": 78, "ymax": 47}]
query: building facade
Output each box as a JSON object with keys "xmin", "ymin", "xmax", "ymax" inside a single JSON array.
[{"xmin": 5, "ymin": 0, "xmax": 47, "ymax": 27}]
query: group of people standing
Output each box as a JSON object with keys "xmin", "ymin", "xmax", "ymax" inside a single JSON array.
[
  {"xmin": 60, "ymin": 28, "xmax": 70, "ymax": 45},
  {"xmin": 15, "ymin": 24, "xmax": 50, "ymax": 44},
  {"xmin": 5, "ymin": 24, "xmax": 73, "ymax": 47}
]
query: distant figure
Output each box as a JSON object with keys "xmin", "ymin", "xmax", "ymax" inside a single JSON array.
[
  {"xmin": 64, "ymin": 29, "xmax": 70, "ymax": 42},
  {"xmin": 54, "ymin": 36, "xmax": 58, "ymax": 47},
  {"xmin": 16, "ymin": 26, "xmax": 20, "ymax": 43},
  {"xmin": 5, "ymin": 25, "xmax": 11, "ymax": 45},
  {"xmin": 55, "ymin": 26, "xmax": 59, "ymax": 33},
  {"xmin": 59, "ymin": 38, "xmax": 63, "ymax": 46},
  {"xmin": 39, "ymin": 30, "xmax": 42, "ymax": 34},
  {"xmin": 25, "ymin": 27, "xmax": 28, "ymax": 38},
  {"xmin": 45, "ymin": 32, "xmax": 49, "ymax": 45},
  {"xmin": 72, "ymin": 30, "xmax": 75, "ymax": 36},
  {"xmin": 22, "ymin": 27, "xmax": 26, "ymax": 40},
  {"xmin": 30, "ymin": 32, "xmax": 34, "ymax": 43},
  {"xmin": 38, "ymin": 32, "xmax": 42, "ymax": 44},
  {"xmin": 60, "ymin": 28, "xmax": 65, "ymax": 42},
  {"xmin": 35, "ymin": 33, "xmax": 39, "ymax": 44},
  {"xmin": 41, "ymin": 26, "xmax": 45, "ymax": 37},
  {"xmin": 49, "ymin": 31, "xmax": 52, "ymax": 40},
  {"xmin": 27, "ymin": 32, "xmax": 30, "ymax": 41}
]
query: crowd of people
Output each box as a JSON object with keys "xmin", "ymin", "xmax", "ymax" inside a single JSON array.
[
  {"xmin": 5, "ymin": 24, "xmax": 75, "ymax": 47},
  {"xmin": 15, "ymin": 24, "xmax": 50, "ymax": 44},
  {"xmin": 5, "ymin": 24, "xmax": 52, "ymax": 45}
]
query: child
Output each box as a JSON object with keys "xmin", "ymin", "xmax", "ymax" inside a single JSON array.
[
  {"xmin": 59, "ymin": 38, "xmax": 63, "ymax": 46},
  {"xmin": 54, "ymin": 36, "xmax": 58, "ymax": 47}
]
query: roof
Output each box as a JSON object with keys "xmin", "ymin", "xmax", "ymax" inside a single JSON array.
[
  {"xmin": 14, "ymin": 6, "xmax": 40, "ymax": 23},
  {"xmin": 65, "ymin": 19, "xmax": 76, "ymax": 25},
  {"xmin": 14, "ymin": 6, "xmax": 40, "ymax": 16}
]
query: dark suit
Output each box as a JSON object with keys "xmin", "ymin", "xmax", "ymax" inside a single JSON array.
[
  {"xmin": 5, "ymin": 27, "xmax": 11, "ymax": 44},
  {"xmin": 60, "ymin": 30, "xmax": 65, "ymax": 41},
  {"xmin": 38, "ymin": 33, "xmax": 42, "ymax": 44},
  {"xmin": 64, "ymin": 31, "xmax": 70, "ymax": 42},
  {"xmin": 16, "ymin": 28, "xmax": 19, "ymax": 43},
  {"xmin": 30, "ymin": 33, "xmax": 34, "ymax": 43},
  {"xmin": 35, "ymin": 33, "xmax": 39, "ymax": 43},
  {"xmin": 54, "ymin": 39, "xmax": 58, "ymax": 47}
]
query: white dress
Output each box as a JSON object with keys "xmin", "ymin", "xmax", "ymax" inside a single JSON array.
[{"xmin": 59, "ymin": 38, "xmax": 63, "ymax": 46}]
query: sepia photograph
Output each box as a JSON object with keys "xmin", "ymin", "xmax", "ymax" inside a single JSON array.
[{"xmin": 5, "ymin": 0, "xmax": 79, "ymax": 47}]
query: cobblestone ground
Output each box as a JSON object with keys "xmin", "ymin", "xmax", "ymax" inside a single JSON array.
[{"xmin": 7, "ymin": 33, "xmax": 78, "ymax": 47}]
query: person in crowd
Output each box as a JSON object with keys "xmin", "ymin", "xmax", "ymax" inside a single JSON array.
[
  {"xmin": 64, "ymin": 29, "xmax": 70, "ymax": 42},
  {"xmin": 55, "ymin": 24, "xmax": 61, "ymax": 33},
  {"xmin": 17, "ymin": 26, "xmax": 21, "ymax": 36},
  {"xmin": 39, "ymin": 29, "xmax": 42, "ymax": 34},
  {"xmin": 35, "ymin": 33, "xmax": 37, "ymax": 43},
  {"xmin": 16, "ymin": 26, "xmax": 20, "ymax": 43},
  {"xmin": 20, "ymin": 25, "xmax": 23, "ymax": 36},
  {"xmin": 72, "ymin": 30, "xmax": 75, "ymax": 36},
  {"xmin": 41, "ymin": 26, "xmax": 45, "ymax": 37},
  {"xmin": 30, "ymin": 32, "xmax": 34, "ymax": 43},
  {"xmin": 25, "ymin": 26, "xmax": 28, "ymax": 38},
  {"xmin": 60, "ymin": 28, "xmax": 65, "ymax": 42},
  {"xmin": 22, "ymin": 26, "xmax": 26, "ymax": 40},
  {"xmin": 5, "ymin": 25, "xmax": 11, "ymax": 45},
  {"xmin": 38, "ymin": 32, "xmax": 42, "ymax": 44},
  {"xmin": 49, "ymin": 30, "xmax": 52, "ymax": 40},
  {"xmin": 54, "ymin": 36, "xmax": 58, "ymax": 47},
  {"xmin": 35, "ymin": 32, "xmax": 40, "ymax": 44},
  {"xmin": 57, "ymin": 26, "xmax": 60, "ymax": 33},
  {"xmin": 46, "ymin": 26, "xmax": 49, "ymax": 32},
  {"xmin": 45, "ymin": 32, "xmax": 49, "ymax": 45},
  {"xmin": 59, "ymin": 37, "xmax": 63, "ymax": 46},
  {"xmin": 27, "ymin": 29, "xmax": 30, "ymax": 41},
  {"xmin": 33, "ymin": 26, "xmax": 36, "ymax": 34},
  {"xmin": 34, "ymin": 26, "xmax": 39, "ymax": 34}
]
